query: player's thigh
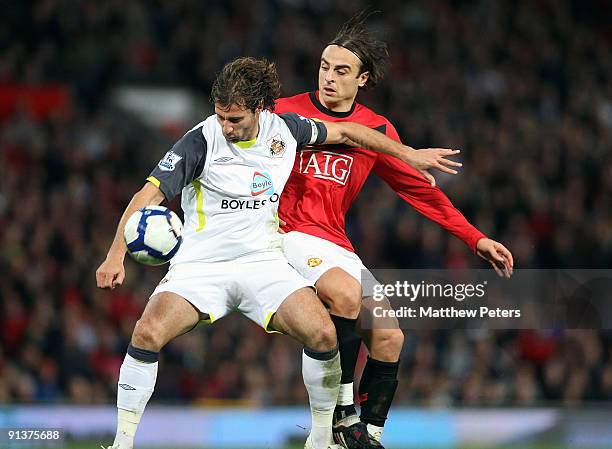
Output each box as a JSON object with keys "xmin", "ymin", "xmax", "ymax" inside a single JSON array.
[
  {"xmin": 235, "ymin": 252, "xmax": 313, "ymax": 331},
  {"xmin": 234, "ymin": 252, "xmax": 335, "ymax": 349},
  {"xmin": 357, "ymin": 296, "xmax": 404, "ymax": 362},
  {"xmin": 271, "ymin": 286, "xmax": 337, "ymax": 351},
  {"xmin": 133, "ymin": 291, "xmax": 201, "ymax": 350},
  {"xmin": 282, "ymin": 231, "xmax": 363, "ymax": 316},
  {"xmin": 141, "ymin": 263, "xmax": 234, "ymax": 347}
]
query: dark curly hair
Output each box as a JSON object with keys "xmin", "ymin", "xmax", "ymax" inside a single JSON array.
[
  {"xmin": 328, "ymin": 11, "xmax": 389, "ymax": 89},
  {"xmin": 211, "ymin": 57, "xmax": 281, "ymax": 112}
]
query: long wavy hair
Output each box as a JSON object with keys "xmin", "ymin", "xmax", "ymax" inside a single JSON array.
[{"xmin": 211, "ymin": 57, "xmax": 281, "ymax": 112}]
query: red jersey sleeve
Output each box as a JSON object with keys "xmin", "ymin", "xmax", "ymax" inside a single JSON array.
[{"xmin": 373, "ymin": 121, "xmax": 486, "ymax": 253}]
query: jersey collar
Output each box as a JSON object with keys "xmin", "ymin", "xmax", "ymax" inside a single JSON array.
[
  {"xmin": 309, "ymin": 91, "xmax": 356, "ymax": 118},
  {"xmin": 234, "ymin": 138, "xmax": 257, "ymax": 149}
]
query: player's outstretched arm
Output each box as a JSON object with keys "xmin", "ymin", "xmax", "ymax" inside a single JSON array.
[
  {"xmin": 96, "ymin": 181, "xmax": 165, "ymax": 289},
  {"xmin": 321, "ymin": 120, "xmax": 462, "ymax": 186},
  {"xmin": 476, "ymin": 238, "xmax": 514, "ymax": 278}
]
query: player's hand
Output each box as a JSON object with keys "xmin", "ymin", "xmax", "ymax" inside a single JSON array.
[
  {"xmin": 278, "ymin": 218, "xmax": 287, "ymax": 234},
  {"xmin": 405, "ymin": 148, "xmax": 462, "ymax": 187},
  {"xmin": 96, "ymin": 256, "xmax": 125, "ymax": 289},
  {"xmin": 476, "ymin": 238, "xmax": 514, "ymax": 278}
]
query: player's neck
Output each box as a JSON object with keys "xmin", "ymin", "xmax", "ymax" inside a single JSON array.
[{"xmin": 318, "ymin": 94, "xmax": 356, "ymax": 114}]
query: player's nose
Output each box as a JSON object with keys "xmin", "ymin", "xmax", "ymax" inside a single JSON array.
[{"xmin": 222, "ymin": 122, "xmax": 233, "ymax": 134}]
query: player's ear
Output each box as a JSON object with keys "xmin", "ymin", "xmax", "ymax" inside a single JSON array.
[{"xmin": 357, "ymin": 71, "xmax": 369, "ymax": 88}]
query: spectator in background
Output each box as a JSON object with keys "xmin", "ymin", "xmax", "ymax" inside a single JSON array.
[{"xmin": 1, "ymin": 0, "xmax": 611, "ymax": 407}]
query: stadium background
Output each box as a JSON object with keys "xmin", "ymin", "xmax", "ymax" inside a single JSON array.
[{"xmin": 1, "ymin": 0, "xmax": 611, "ymax": 447}]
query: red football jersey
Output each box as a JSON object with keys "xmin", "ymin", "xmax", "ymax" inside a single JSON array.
[{"xmin": 275, "ymin": 91, "xmax": 486, "ymax": 253}]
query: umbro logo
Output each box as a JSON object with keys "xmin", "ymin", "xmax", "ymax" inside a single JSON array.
[
  {"xmin": 214, "ymin": 157, "xmax": 234, "ymax": 163},
  {"xmin": 119, "ymin": 384, "xmax": 136, "ymax": 390}
]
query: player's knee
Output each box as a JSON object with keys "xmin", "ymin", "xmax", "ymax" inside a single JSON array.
[
  {"xmin": 132, "ymin": 317, "xmax": 166, "ymax": 352},
  {"xmin": 371, "ymin": 328, "xmax": 404, "ymax": 362},
  {"xmin": 307, "ymin": 320, "xmax": 337, "ymax": 352},
  {"xmin": 325, "ymin": 282, "xmax": 362, "ymax": 319}
]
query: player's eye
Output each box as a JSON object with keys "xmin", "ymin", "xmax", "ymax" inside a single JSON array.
[
  {"xmin": 320, "ymin": 64, "xmax": 329, "ymax": 71},
  {"xmin": 337, "ymin": 69, "xmax": 348, "ymax": 76},
  {"xmin": 217, "ymin": 115, "xmax": 242, "ymax": 124}
]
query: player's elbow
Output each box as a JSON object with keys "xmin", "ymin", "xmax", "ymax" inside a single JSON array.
[{"xmin": 137, "ymin": 181, "xmax": 166, "ymax": 205}]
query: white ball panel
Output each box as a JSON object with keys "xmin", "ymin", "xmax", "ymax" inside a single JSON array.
[
  {"xmin": 124, "ymin": 210, "xmax": 143, "ymax": 244},
  {"xmin": 143, "ymin": 214, "xmax": 176, "ymax": 253}
]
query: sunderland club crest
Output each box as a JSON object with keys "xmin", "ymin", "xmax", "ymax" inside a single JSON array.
[{"xmin": 268, "ymin": 134, "xmax": 286, "ymax": 157}]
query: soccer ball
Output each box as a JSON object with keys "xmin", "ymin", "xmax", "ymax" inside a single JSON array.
[{"xmin": 124, "ymin": 206, "xmax": 183, "ymax": 265}]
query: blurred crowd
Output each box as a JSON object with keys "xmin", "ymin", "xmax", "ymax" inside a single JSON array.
[{"xmin": 1, "ymin": 0, "xmax": 612, "ymax": 407}]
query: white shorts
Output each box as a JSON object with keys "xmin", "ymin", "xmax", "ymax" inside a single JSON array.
[
  {"xmin": 281, "ymin": 231, "xmax": 379, "ymax": 297},
  {"xmin": 151, "ymin": 250, "xmax": 312, "ymax": 332}
]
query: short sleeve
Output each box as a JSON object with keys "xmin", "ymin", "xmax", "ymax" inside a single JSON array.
[
  {"xmin": 278, "ymin": 112, "xmax": 327, "ymax": 147},
  {"xmin": 147, "ymin": 126, "xmax": 208, "ymax": 201}
]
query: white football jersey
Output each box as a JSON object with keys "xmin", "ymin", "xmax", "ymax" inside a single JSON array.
[{"xmin": 148, "ymin": 110, "xmax": 326, "ymax": 263}]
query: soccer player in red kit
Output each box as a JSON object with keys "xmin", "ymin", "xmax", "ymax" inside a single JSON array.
[{"xmin": 276, "ymin": 15, "xmax": 514, "ymax": 449}]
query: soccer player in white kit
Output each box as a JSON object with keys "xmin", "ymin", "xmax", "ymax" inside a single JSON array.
[{"xmin": 96, "ymin": 57, "xmax": 460, "ymax": 449}]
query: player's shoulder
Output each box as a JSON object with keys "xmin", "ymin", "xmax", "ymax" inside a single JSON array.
[
  {"xmin": 352, "ymin": 101, "xmax": 395, "ymax": 130},
  {"xmin": 268, "ymin": 110, "xmax": 312, "ymax": 139},
  {"xmin": 353, "ymin": 101, "xmax": 391, "ymax": 123},
  {"xmin": 187, "ymin": 118, "xmax": 208, "ymax": 133},
  {"xmin": 263, "ymin": 110, "xmax": 301, "ymax": 139},
  {"xmin": 265, "ymin": 109, "xmax": 294, "ymax": 126},
  {"xmin": 193, "ymin": 114, "xmax": 220, "ymax": 135},
  {"xmin": 270, "ymin": 108, "xmax": 314, "ymax": 126},
  {"xmin": 275, "ymin": 92, "xmax": 312, "ymax": 113},
  {"xmin": 171, "ymin": 119, "xmax": 208, "ymax": 145},
  {"xmin": 276, "ymin": 92, "xmax": 311, "ymax": 105}
]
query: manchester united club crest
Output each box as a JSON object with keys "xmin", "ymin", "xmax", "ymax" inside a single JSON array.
[
  {"xmin": 307, "ymin": 257, "xmax": 323, "ymax": 268},
  {"xmin": 268, "ymin": 134, "xmax": 286, "ymax": 157}
]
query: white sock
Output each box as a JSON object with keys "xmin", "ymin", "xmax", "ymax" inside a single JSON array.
[
  {"xmin": 337, "ymin": 382, "xmax": 354, "ymax": 406},
  {"xmin": 367, "ymin": 423, "xmax": 384, "ymax": 442},
  {"xmin": 302, "ymin": 348, "xmax": 341, "ymax": 449},
  {"xmin": 113, "ymin": 353, "xmax": 158, "ymax": 448}
]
